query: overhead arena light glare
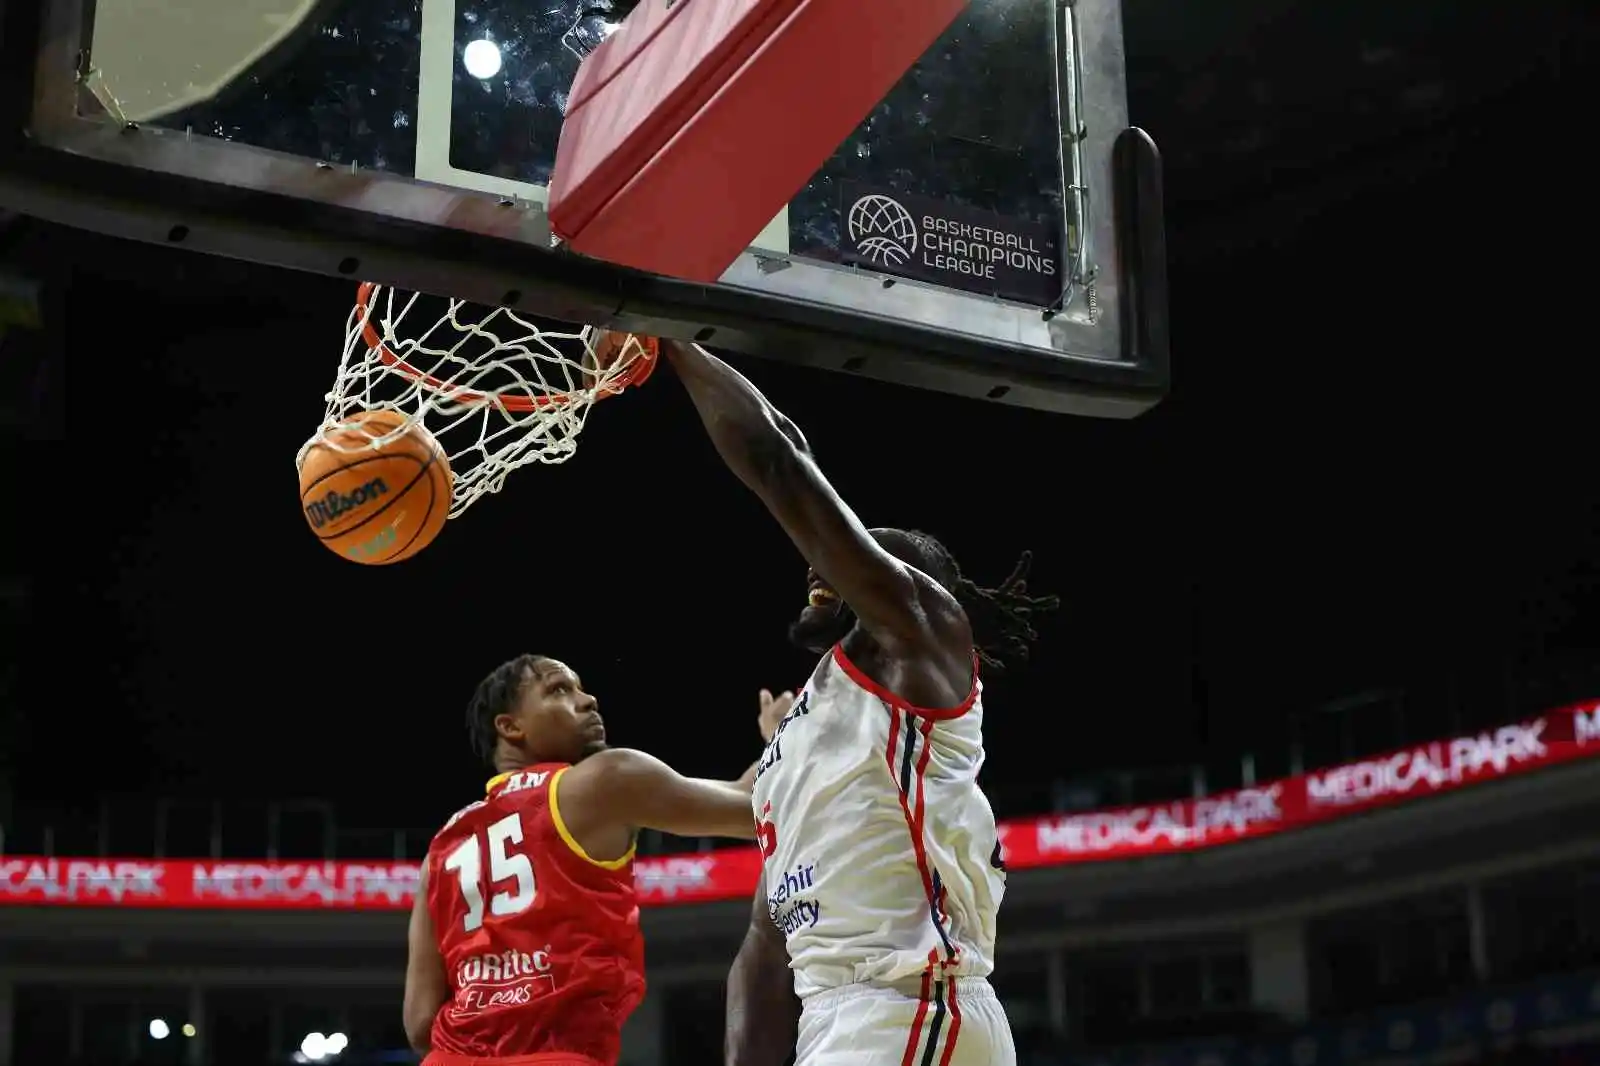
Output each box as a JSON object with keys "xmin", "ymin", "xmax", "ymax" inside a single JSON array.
[
  {"xmin": 298, "ymin": 1031, "xmax": 350, "ymax": 1061},
  {"xmin": 462, "ymin": 38, "xmax": 502, "ymax": 79},
  {"xmin": 148, "ymin": 1018, "xmax": 170, "ymax": 1040}
]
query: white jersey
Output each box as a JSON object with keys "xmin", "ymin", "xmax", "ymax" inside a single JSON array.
[{"xmin": 751, "ymin": 642, "xmax": 1006, "ymax": 999}]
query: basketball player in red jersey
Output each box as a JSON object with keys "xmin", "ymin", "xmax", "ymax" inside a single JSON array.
[
  {"xmin": 404, "ymin": 653, "xmax": 792, "ymax": 1066},
  {"xmin": 654, "ymin": 339, "xmax": 1058, "ymax": 1066}
]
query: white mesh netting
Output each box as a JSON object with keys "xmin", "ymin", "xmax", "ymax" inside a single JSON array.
[{"xmin": 298, "ymin": 283, "xmax": 655, "ymax": 518}]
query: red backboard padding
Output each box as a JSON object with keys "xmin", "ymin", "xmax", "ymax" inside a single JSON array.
[{"xmin": 548, "ymin": 0, "xmax": 970, "ymax": 281}]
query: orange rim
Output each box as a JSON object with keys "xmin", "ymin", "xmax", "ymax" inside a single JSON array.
[{"xmin": 354, "ymin": 282, "xmax": 658, "ymax": 412}]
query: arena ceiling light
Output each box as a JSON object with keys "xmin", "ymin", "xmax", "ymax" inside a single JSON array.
[{"xmin": 461, "ymin": 39, "xmax": 501, "ymax": 79}]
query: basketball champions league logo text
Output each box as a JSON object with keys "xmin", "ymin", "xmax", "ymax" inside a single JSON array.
[{"xmin": 842, "ymin": 184, "xmax": 1061, "ymax": 305}]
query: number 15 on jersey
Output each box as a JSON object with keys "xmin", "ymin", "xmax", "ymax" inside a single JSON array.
[{"xmin": 442, "ymin": 812, "xmax": 537, "ymax": 932}]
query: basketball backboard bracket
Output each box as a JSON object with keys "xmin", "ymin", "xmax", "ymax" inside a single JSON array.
[{"xmin": 0, "ymin": 0, "xmax": 1168, "ymax": 418}]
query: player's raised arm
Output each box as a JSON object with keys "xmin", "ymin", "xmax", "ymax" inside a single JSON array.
[
  {"xmin": 725, "ymin": 870, "xmax": 800, "ymax": 1066},
  {"xmin": 661, "ymin": 341, "xmax": 961, "ymax": 657},
  {"xmin": 560, "ymin": 746, "xmax": 758, "ymax": 844},
  {"xmin": 402, "ymin": 860, "xmax": 450, "ymax": 1053}
]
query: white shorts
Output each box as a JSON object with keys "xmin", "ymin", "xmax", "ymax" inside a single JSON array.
[{"xmin": 795, "ymin": 975, "xmax": 1016, "ymax": 1066}]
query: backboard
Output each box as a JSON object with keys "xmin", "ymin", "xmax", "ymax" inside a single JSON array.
[{"xmin": 0, "ymin": 0, "xmax": 1168, "ymax": 416}]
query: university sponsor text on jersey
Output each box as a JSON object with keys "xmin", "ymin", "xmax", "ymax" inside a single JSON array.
[{"xmin": 768, "ymin": 859, "xmax": 821, "ymax": 934}]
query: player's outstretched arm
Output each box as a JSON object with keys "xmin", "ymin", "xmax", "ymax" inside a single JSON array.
[
  {"xmin": 562, "ymin": 746, "xmax": 757, "ymax": 845},
  {"xmin": 402, "ymin": 861, "xmax": 450, "ymax": 1053},
  {"xmin": 661, "ymin": 340, "xmax": 957, "ymax": 655},
  {"xmin": 726, "ymin": 870, "xmax": 799, "ymax": 1066}
]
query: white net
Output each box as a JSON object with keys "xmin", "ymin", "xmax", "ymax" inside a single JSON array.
[{"xmin": 299, "ymin": 283, "xmax": 656, "ymax": 518}]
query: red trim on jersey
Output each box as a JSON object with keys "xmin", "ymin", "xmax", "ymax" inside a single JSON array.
[
  {"xmin": 884, "ymin": 709, "xmax": 960, "ymax": 971},
  {"xmin": 832, "ymin": 643, "xmax": 978, "ymax": 720},
  {"xmin": 883, "ymin": 711, "xmax": 937, "ymax": 909},
  {"xmin": 912, "ymin": 715, "xmax": 959, "ymax": 967}
]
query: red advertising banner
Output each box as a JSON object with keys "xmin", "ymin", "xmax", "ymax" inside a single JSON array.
[{"xmin": 3, "ymin": 701, "xmax": 1595, "ymax": 911}]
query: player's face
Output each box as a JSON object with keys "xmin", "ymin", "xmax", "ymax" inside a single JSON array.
[
  {"xmin": 515, "ymin": 660, "xmax": 608, "ymax": 764},
  {"xmin": 788, "ymin": 567, "xmax": 852, "ymax": 653},
  {"xmin": 786, "ymin": 530, "xmax": 934, "ymax": 654}
]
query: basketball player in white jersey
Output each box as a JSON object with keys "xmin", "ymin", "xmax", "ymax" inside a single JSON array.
[{"xmin": 655, "ymin": 339, "xmax": 1058, "ymax": 1066}]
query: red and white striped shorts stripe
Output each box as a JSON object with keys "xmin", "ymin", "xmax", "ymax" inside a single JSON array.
[{"xmin": 794, "ymin": 974, "xmax": 1015, "ymax": 1066}]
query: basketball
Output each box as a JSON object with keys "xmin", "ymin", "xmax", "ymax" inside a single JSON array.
[
  {"xmin": 586, "ymin": 330, "xmax": 659, "ymax": 394},
  {"xmin": 297, "ymin": 410, "xmax": 453, "ymax": 565}
]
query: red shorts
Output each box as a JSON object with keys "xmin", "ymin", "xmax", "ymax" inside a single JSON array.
[{"xmin": 423, "ymin": 1054, "xmax": 607, "ymax": 1066}]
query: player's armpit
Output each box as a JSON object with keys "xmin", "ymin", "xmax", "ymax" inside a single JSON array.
[
  {"xmin": 564, "ymin": 747, "xmax": 757, "ymax": 844},
  {"xmin": 726, "ymin": 870, "xmax": 799, "ymax": 1066},
  {"xmin": 661, "ymin": 340, "xmax": 946, "ymax": 651},
  {"xmin": 402, "ymin": 860, "xmax": 450, "ymax": 1054}
]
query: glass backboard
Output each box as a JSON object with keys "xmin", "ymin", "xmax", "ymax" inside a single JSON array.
[{"xmin": 0, "ymin": 0, "xmax": 1167, "ymax": 416}]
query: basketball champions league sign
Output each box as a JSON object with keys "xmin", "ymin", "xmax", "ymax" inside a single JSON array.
[{"xmin": 840, "ymin": 182, "xmax": 1063, "ymax": 306}]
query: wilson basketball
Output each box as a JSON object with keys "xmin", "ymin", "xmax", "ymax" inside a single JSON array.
[{"xmin": 297, "ymin": 410, "xmax": 452, "ymax": 565}]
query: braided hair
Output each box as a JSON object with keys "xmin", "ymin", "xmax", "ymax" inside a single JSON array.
[
  {"xmin": 894, "ymin": 530, "xmax": 1060, "ymax": 671},
  {"xmin": 466, "ymin": 654, "xmax": 548, "ymax": 766}
]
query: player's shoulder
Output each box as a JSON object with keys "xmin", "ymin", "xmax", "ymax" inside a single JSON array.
[
  {"xmin": 428, "ymin": 778, "xmax": 523, "ymax": 842},
  {"xmin": 555, "ymin": 749, "xmax": 685, "ymax": 829},
  {"xmin": 434, "ymin": 768, "xmax": 565, "ymax": 833},
  {"xmin": 565, "ymin": 747, "xmax": 668, "ymax": 778},
  {"xmin": 822, "ymin": 641, "xmax": 983, "ymax": 725},
  {"xmin": 429, "ymin": 797, "xmax": 489, "ymax": 847}
]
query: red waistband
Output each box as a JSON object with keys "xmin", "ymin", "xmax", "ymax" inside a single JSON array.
[{"xmin": 423, "ymin": 1053, "xmax": 608, "ymax": 1066}]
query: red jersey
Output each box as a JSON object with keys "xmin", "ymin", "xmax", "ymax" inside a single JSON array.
[{"xmin": 425, "ymin": 764, "xmax": 645, "ymax": 1064}]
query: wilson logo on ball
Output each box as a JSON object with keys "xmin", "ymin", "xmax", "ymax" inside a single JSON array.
[{"xmin": 304, "ymin": 478, "xmax": 391, "ymax": 529}]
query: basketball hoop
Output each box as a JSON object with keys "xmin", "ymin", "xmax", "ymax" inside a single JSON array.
[{"xmin": 298, "ymin": 282, "xmax": 658, "ymax": 519}]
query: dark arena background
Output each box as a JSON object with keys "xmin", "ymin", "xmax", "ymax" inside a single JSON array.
[{"xmin": 2, "ymin": 0, "xmax": 1597, "ymax": 1064}]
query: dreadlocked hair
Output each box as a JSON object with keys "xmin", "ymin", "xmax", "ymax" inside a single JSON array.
[
  {"xmin": 896, "ymin": 531, "xmax": 1061, "ymax": 671},
  {"xmin": 466, "ymin": 654, "xmax": 546, "ymax": 767}
]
